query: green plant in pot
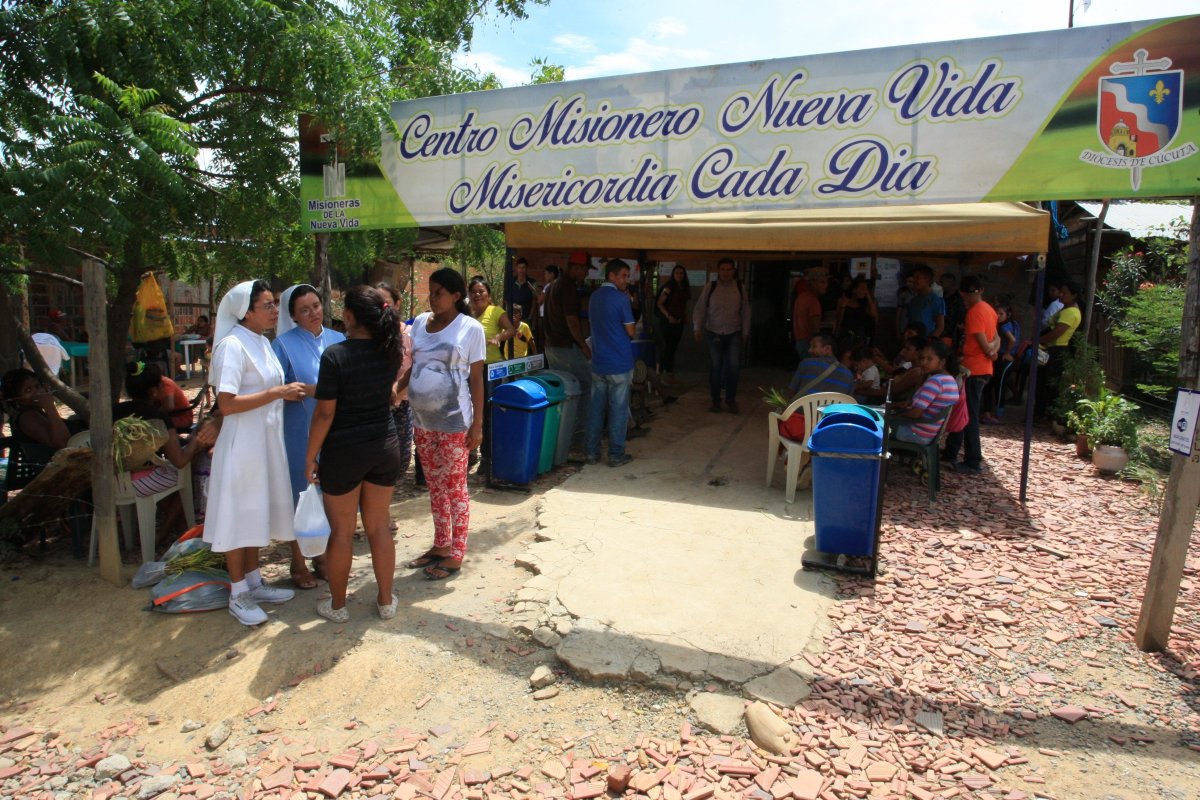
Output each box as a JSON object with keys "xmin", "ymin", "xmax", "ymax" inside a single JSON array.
[
  {"xmin": 1050, "ymin": 343, "xmax": 1104, "ymax": 437},
  {"xmin": 1067, "ymin": 388, "xmax": 1139, "ymax": 473},
  {"xmin": 761, "ymin": 386, "xmax": 806, "ymax": 443}
]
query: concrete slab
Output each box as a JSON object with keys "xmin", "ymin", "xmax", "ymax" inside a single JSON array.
[{"xmin": 522, "ymin": 371, "xmax": 836, "ymax": 689}]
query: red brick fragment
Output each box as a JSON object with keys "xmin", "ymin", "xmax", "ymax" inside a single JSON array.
[
  {"xmin": 261, "ymin": 765, "xmax": 294, "ymax": 791},
  {"xmin": 319, "ymin": 769, "xmax": 352, "ymax": 798},
  {"xmin": 788, "ymin": 769, "xmax": 823, "ymax": 800},
  {"xmin": 607, "ymin": 764, "xmax": 631, "ymax": 793}
]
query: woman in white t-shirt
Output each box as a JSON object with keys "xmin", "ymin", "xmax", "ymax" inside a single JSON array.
[{"xmin": 398, "ymin": 268, "xmax": 485, "ymax": 580}]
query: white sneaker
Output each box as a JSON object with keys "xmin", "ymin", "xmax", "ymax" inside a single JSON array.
[
  {"xmin": 316, "ymin": 598, "xmax": 350, "ymax": 623},
  {"xmin": 229, "ymin": 593, "xmax": 268, "ymax": 626},
  {"xmin": 377, "ymin": 594, "xmax": 399, "ymax": 620},
  {"xmin": 248, "ymin": 583, "xmax": 295, "ymax": 604}
]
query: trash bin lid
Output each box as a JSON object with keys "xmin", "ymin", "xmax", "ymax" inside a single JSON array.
[
  {"xmin": 817, "ymin": 411, "xmax": 883, "ymax": 433},
  {"xmin": 527, "ymin": 374, "xmax": 565, "ymax": 403},
  {"xmin": 539, "ymin": 369, "xmax": 581, "ymax": 397},
  {"xmin": 821, "ymin": 403, "xmax": 884, "ymax": 425},
  {"xmin": 492, "ymin": 379, "xmax": 550, "ymax": 410},
  {"xmin": 808, "ymin": 415, "xmax": 883, "ymax": 454}
]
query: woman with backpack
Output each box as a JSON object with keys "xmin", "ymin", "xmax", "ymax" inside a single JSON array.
[{"xmin": 400, "ymin": 268, "xmax": 486, "ymax": 581}]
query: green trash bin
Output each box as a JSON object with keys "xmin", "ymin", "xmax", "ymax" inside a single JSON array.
[
  {"xmin": 528, "ymin": 374, "xmax": 564, "ymax": 475},
  {"xmin": 540, "ymin": 369, "xmax": 581, "ymax": 466}
]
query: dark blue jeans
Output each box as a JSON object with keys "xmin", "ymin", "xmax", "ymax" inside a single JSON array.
[
  {"xmin": 704, "ymin": 331, "xmax": 742, "ymax": 404},
  {"xmin": 944, "ymin": 374, "xmax": 987, "ymax": 468}
]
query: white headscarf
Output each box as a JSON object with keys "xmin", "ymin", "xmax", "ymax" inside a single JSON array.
[
  {"xmin": 213, "ymin": 280, "xmax": 255, "ymax": 346},
  {"xmin": 276, "ymin": 284, "xmax": 318, "ymax": 337}
]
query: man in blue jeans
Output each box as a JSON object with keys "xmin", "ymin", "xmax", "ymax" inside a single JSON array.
[
  {"xmin": 585, "ymin": 260, "xmax": 636, "ymax": 467},
  {"xmin": 693, "ymin": 258, "xmax": 752, "ymax": 413}
]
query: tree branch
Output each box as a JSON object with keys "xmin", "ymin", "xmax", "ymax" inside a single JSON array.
[
  {"xmin": 180, "ymin": 84, "xmax": 283, "ymax": 113},
  {"xmin": 0, "ymin": 285, "xmax": 90, "ymax": 422},
  {"xmin": 66, "ymin": 247, "xmax": 109, "ymax": 267},
  {"xmin": 0, "ymin": 268, "xmax": 83, "ymax": 287}
]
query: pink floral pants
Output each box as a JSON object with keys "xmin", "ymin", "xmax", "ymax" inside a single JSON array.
[{"xmin": 414, "ymin": 428, "xmax": 471, "ymax": 561}]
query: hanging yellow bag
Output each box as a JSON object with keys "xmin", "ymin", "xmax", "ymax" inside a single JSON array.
[{"xmin": 130, "ymin": 273, "xmax": 175, "ymax": 343}]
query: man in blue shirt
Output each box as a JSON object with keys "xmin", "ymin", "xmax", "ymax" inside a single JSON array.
[
  {"xmin": 905, "ymin": 266, "xmax": 946, "ymax": 339},
  {"xmin": 585, "ymin": 259, "xmax": 636, "ymax": 468},
  {"xmin": 787, "ymin": 334, "xmax": 855, "ymax": 398}
]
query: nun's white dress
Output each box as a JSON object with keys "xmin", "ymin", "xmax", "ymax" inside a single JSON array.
[{"xmin": 202, "ymin": 323, "xmax": 296, "ymax": 552}]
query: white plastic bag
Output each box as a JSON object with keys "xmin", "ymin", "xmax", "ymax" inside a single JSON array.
[{"xmin": 294, "ymin": 484, "xmax": 330, "ymax": 557}]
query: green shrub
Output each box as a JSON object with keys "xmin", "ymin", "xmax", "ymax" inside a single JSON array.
[{"xmin": 1108, "ymin": 283, "xmax": 1184, "ymax": 399}]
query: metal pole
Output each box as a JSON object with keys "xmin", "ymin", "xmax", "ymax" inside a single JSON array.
[{"xmin": 1020, "ymin": 253, "xmax": 1046, "ymax": 504}]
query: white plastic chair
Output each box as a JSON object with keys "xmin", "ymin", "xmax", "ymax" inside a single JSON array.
[
  {"xmin": 766, "ymin": 391, "xmax": 855, "ymax": 503},
  {"xmin": 73, "ymin": 431, "xmax": 195, "ymax": 565}
]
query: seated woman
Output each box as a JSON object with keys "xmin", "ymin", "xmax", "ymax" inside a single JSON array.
[
  {"xmin": 124, "ymin": 362, "xmax": 193, "ymax": 432},
  {"xmin": 886, "ymin": 335, "xmax": 929, "ymax": 403},
  {"xmin": 2, "ymin": 368, "xmax": 70, "ymax": 452},
  {"xmin": 116, "ymin": 361, "xmax": 216, "ymax": 497},
  {"xmin": 887, "ymin": 340, "xmax": 960, "ymax": 445}
]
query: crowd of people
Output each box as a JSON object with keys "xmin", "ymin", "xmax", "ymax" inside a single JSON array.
[
  {"xmin": 782, "ymin": 264, "xmax": 1083, "ymax": 475},
  {"xmin": 0, "ymin": 253, "xmax": 1086, "ymax": 625}
]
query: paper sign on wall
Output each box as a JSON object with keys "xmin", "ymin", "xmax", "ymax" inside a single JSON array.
[{"xmin": 1169, "ymin": 388, "xmax": 1200, "ymax": 457}]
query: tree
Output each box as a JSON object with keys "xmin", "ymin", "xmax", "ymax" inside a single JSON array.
[{"xmin": 0, "ymin": 0, "xmax": 547, "ymax": 399}]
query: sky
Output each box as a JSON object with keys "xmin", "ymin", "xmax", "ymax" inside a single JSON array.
[{"xmin": 455, "ymin": 0, "xmax": 1200, "ymax": 87}]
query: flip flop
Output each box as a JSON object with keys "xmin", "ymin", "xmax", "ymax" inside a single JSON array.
[
  {"xmin": 423, "ymin": 564, "xmax": 461, "ymax": 581},
  {"xmin": 406, "ymin": 549, "xmax": 446, "ymax": 569},
  {"xmin": 290, "ymin": 570, "xmax": 319, "ymax": 590}
]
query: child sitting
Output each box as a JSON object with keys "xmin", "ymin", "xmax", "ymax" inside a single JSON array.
[{"xmin": 852, "ymin": 345, "xmax": 882, "ymax": 401}]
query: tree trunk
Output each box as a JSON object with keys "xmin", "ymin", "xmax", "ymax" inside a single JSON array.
[
  {"xmin": 106, "ymin": 240, "xmax": 146, "ymax": 403},
  {"xmin": 0, "ymin": 280, "xmax": 23, "ymax": 374},
  {"xmin": 314, "ymin": 233, "xmax": 331, "ymax": 325}
]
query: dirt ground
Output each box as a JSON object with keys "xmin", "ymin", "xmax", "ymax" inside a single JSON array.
[{"xmin": 2, "ymin": 390, "xmax": 1199, "ymax": 799}]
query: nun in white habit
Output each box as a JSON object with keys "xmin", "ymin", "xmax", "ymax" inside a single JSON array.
[{"xmin": 204, "ymin": 280, "xmax": 307, "ymax": 626}]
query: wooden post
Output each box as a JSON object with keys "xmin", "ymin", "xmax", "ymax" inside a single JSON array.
[
  {"xmin": 1135, "ymin": 199, "xmax": 1200, "ymax": 652},
  {"xmin": 84, "ymin": 259, "xmax": 121, "ymax": 586},
  {"xmin": 1081, "ymin": 199, "xmax": 1108, "ymax": 341}
]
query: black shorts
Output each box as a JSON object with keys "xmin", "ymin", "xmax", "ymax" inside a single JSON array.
[{"xmin": 318, "ymin": 435, "xmax": 402, "ymax": 496}]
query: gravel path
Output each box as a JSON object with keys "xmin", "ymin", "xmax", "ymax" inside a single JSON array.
[{"xmin": 1, "ymin": 419, "xmax": 1197, "ymax": 799}]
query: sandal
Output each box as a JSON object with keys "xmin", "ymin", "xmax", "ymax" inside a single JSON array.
[
  {"xmin": 290, "ymin": 569, "xmax": 319, "ymax": 590},
  {"xmin": 406, "ymin": 549, "xmax": 446, "ymax": 569},
  {"xmin": 423, "ymin": 564, "xmax": 461, "ymax": 581}
]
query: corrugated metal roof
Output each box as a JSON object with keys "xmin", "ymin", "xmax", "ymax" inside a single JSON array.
[{"xmin": 1077, "ymin": 201, "xmax": 1191, "ymax": 238}]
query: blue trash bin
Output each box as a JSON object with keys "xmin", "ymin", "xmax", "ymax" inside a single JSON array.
[
  {"xmin": 491, "ymin": 380, "xmax": 549, "ymax": 484},
  {"xmin": 808, "ymin": 413, "xmax": 884, "ymax": 557}
]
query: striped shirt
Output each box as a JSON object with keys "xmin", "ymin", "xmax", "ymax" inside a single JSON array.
[
  {"xmin": 788, "ymin": 356, "xmax": 854, "ymax": 396},
  {"xmin": 908, "ymin": 373, "xmax": 959, "ymax": 441}
]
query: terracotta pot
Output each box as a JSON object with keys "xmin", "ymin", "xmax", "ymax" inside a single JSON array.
[
  {"xmin": 1075, "ymin": 434, "xmax": 1091, "ymax": 459},
  {"xmin": 1092, "ymin": 444, "xmax": 1129, "ymax": 474}
]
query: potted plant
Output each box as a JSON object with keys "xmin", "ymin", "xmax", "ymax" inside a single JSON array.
[
  {"xmin": 761, "ymin": 386, "xmax": 805, "ymax": 443},
  {"xmin": 1067, "ymin": 389, "xmax": 1139, "ymax": 473},
  {"xmin": 1051, "ymin": 344, "xmax": 1104, "ymax": 440}
]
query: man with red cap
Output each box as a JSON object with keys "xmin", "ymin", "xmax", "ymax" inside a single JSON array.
[{"xmin": 543, "ymin": 251, "xmax": 592, "ymax": 453}]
